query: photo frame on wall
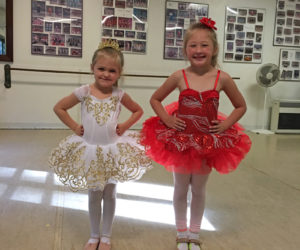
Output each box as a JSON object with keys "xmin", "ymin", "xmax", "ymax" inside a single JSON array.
[
  {"xmin": 223, "ymin": 7, "xmax": 265, "ymax": 64},
  {"xmin": 273, "ymin": 0, "xmax": 300, "ymax": 47},
  {"xmin": 31, "ymin": 0, "xmax": 83, "ymax": 57},
  {"xmin": 101, "ymin": 0, "xmax": 149, "ymax": 54},
  {"xmin": 164, "ymin": 1, "xmax": 208, "ymax": 60},
  {"xmin": 279, "ymin": 48, "xmax": 300, "ymax": 81}
]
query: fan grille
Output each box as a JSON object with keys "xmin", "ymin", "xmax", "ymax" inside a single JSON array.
[{"xmin": 256, "ymin": 63, "xmax": 279, "ymax": 88}]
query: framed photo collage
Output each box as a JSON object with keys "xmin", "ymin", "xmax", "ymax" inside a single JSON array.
[
  {"xmin": 223, "ymin": 7, "xmax": 265, "ymax": 64},
  {"xmin": 29, "ymin": 0, "xmax": 300, "ymax": 84},
  {"xmin": 101, "ymin": 0, "xmax": 149, "ymax": 54},
  {"xmin": 163, "ymin": 1, "xmax": 208, "ymax": 60},
  {"xmin": 279, "ymin": 49, "xmax": 300, "ymax": 81},
  {"xmin": 273, "ymin": 0, "xmax": 300, "ymax": 47},
  {"xmin": 31, "ymin": 0, "xmax": 83, "ymax": 57}
]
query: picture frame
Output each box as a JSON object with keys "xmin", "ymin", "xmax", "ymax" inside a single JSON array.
[
  {"xmin": 31, "ymin": 0, "xmax": 83, "ymax": 57},
  {"xmin": 223, "ymin": 6, "xmax": 265, "ymax": 64},
  {"xmin": 273, "ymin": 0, "xmax": 300, "ymax": 47},
  {"xmin": 0, "ymin": 0, "xmax": 13, "ymax": 62},
  {"xmin": 163, "ymin": 1, "xmax": 208, "ymax": 60},
  {"xmin": 101, "ymin": 0, "xmax": 149, "ymax": 54},
  {"xmin": 279, "ymin": 48, "xmax": 300, "ymax": 81}
]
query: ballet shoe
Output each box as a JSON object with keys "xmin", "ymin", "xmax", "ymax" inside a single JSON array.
[
  {"xmin": 83, "ymin": 239, "xmax": 99, "ymax": 250},
  {"xmin": 188, "ymin": 239, "xmax": 202, "ymax": 250},
  {"xmin": 98, "ymin": 241, "xmax": 111, "ymax": 250},
  {"xmin": 176, "ymin": 237, "xmax": 189, "ymax": 250}
]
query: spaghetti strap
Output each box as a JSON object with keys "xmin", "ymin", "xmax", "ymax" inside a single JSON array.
[
  {"xmin": 214, "ymin": 70, "xmax": 221, "ymax": 90},
  {"xmin": 182, "ymin": 69, "xmax": 189, "ymax": 88}
]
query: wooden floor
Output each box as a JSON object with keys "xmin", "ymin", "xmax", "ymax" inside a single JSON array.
[{"xmin": 0, "ymin": 130, "xmax": 300, "ymax": 250}]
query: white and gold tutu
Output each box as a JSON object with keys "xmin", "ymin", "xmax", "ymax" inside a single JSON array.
[{"xmin": 49, "ymin": 85, "xmax": 152, "ymax": 191}]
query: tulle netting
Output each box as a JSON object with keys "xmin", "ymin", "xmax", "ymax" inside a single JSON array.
[{"xmin": 141, "ymin": 102, "xmax": 251, "ymax": 175}]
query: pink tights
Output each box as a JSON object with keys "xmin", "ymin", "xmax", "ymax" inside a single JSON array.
[{"xmin": 173, "ymin": 171, "xmax": 210, "ymax": 233}]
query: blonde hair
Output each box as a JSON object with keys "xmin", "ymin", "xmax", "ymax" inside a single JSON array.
[
  {"xmin": 91, "ymin": 46, "xmax": 124, "ymax": 72},
  {"xmin": 183, "ymin": 22, "xmax": 219, "ymax": 67}
]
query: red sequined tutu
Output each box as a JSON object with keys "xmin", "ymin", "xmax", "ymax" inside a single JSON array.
[{"xmin": 141, "ymin": 88, "xmax": 251, "ymax": 175}]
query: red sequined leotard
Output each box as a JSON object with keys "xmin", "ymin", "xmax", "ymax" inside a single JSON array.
[{"xmin": 141, "ymin": 69, "xmax": 251, "ymax": 174}]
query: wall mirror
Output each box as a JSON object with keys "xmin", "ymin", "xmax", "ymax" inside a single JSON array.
[{"xmin": 0, "ymin": 0, "xmax": 13, "ymax": 62}]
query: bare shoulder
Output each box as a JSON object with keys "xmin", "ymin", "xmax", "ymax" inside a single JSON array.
[
  {"xmin": 162, "ymin": 69, "xmax": 183, "ymax": 89},
  {"xmin": 219, "ymin": 70, "xmax": 233, "ymax": 81},
  {"xmin": 218, "ymin": 70, "xmax": 236, "ymax": 91},
  {"xmin": 151, "ymin": 69, "xmax": 183, "ymax": 100},
  {"xmin": 169, "ymin": 69, "xmax": 183, "ymax": 81}
]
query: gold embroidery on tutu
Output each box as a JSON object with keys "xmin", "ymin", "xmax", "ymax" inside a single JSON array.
[
  {"xmin": 84, "ymin": 96, "xmax": 119, "ymax": 126},
  {"xmin": 49, "ymin": 137, "xmax": 152, "ymax": 192},
  {"xmin": 48, "ymin": 138, "xmax": 87, "ymax": 191},
  {"xmin": 127, "ymin": 132, "xmax": 141, "ymax": 143},
  {"xmin": 87, "ymin": 147, "xmax": 107, "ymax": 189},
  {"xmin": 113, "ymin": 143, "xmax": 152, "ymax": 181}
]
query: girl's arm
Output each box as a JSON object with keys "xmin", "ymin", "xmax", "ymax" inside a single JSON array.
[
  {"xmin": 150, "ymin": 71, "xmax": 186, "ymax": 131},
  {"xmin": 210, "ymin": 71, "xmax": 247, "ymax": 134},
  {"xmin": 117, "ymin": 93, "xmax": 143, "ymax": 136},
  {"xmin": 53, "ymin": 93, "xmax": 83, "ymax": 136}
]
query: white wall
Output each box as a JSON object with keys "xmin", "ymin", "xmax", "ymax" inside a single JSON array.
[{"xmin": 0, "ymin": 0, "xmax": 299, "ymax": 130}]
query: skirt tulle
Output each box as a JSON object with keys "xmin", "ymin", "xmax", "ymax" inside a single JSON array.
[
  {"xmin": 140, "ymin": 102, "xmax": 251, "ymax": 174},
  {"xmin": 49, "ymin": 131, "xmax": 152, "ymax": 191}
]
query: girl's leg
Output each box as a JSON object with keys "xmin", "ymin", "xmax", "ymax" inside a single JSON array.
[
  {"xmin": 100, "ymin": 183, "xmax": 117, "ymax": 244},
  {"xmin": 189, "ymin": 173, "xmax": 209, "ymax": 233},
  {"xmin": 88, "ymin": 189, "xmax": 103, "ymax": 238},
  {"xmin": 84, "ymin": 189, "xmax": 103, "ymax": 250},
  {"xmin": 189, "ymin": 172, "xmax": 210, "ymax": 250},
  {"xmin": 173, "ymin": 172, "xmax": 191, "ymax": 250}
]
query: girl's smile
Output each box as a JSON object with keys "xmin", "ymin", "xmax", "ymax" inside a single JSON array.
[
  {"xmin": 191, "ymin": 53, "xmax": 206, "ymax": 61},
  {"xmin": 185, "ymin": 29, "xmax": 216, "ymax": 69},
  {"xmin": 91, "ymin": 56, "xmax": 121, "ymax": 90}
]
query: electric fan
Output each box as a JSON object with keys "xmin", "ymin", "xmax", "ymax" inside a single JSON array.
[{"xmin": 252, "ymin": 63, "xmax": 280, "ymax": 134}]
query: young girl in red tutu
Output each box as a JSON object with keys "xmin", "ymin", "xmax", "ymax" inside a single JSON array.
[{"xmin": 141, "ymin": 18, "xmax": 251, "ymax": 250}]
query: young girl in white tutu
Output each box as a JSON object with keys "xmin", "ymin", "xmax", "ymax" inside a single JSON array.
[{"xmin": 49, "ymin": 40, "xmax": 152, "ymax": 250}]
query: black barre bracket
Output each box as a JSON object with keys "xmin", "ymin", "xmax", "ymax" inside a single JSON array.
[{"xmin": 4, "ymin": 64, "xmax": 11, "ymax": 88}]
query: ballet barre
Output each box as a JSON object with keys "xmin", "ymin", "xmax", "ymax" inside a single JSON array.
[
  {"xmin": 3, "ymin": 64, "xmax": 240, "ymax": 88},
  {"xmin": 3, "ymin": 64, "xmax": 169, "ymax": 89}
]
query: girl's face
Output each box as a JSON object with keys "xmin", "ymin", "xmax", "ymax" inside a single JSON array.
[
  {"xmin": 91, "ymin": 55, "xmax": 121, "ymax": 89},
  {"xmin": 185, "ymin": 29, "xmax": 216, "ymax": 68}
]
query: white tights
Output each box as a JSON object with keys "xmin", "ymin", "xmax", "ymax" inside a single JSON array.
[
  {"xmin": 173, "ymin": 171, "xmax": 209, "ymax": 234},
  {"xmin": 88, "ymin": 183, "xmax": 117, "ymax": 240}
]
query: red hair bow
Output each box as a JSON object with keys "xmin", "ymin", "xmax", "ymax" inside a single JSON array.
[{"xmin": 200, "ymin": 17, "xmax": 217, "ymax": 30}]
